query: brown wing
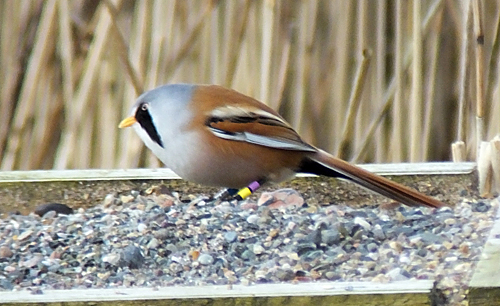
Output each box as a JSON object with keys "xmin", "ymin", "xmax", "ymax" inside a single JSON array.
[
  {"xmin": 206, "ymin": 105, "xmax": 315, "ymax": 152},
  {"xmin": 191, "ymin": 85, "xmax": 316, "ymax": 152}
]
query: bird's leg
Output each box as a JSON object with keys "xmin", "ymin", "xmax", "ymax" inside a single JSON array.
[
  {"xmin": 234, "ymin": 179, "xmax": 266, "ymax": 201},
  {"xmin": 213, "ymin": 188, "xmax": 239, "ymax": 201}
]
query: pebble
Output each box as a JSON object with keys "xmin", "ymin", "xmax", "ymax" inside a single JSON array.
[
  {"xmin": 224, "ymin": 231, "xmax": 238, "ymax": 243},
  {"xmin": 275, "ymin": 268, "xmax": 295, "ymax": 281},
  {"xmin": 472, "ymin": 201, "xmax": 490, "ymax": 213},
  {"xmin": 246, "ymin": 215, "xmax": 259, "ymax": 224},
  {"xmin": 34, "ymin": 203, "xmax": 73, "ymax": 217},
  {"xmin": 354, "ymin": 217, "xmax": 371, "ymax": 230},
  {"xmin": 103, "ymin": 194, "xmax": 116, "ymax": 207},
  {"xmin": 444, "ymin": 218, "xmax": 456, "ymax": 226},
  {"xmin": 366, "ymin": 242, "xmax": 378, "ymax": 253},
  {"xmin": 257, "ymin": 189, "xmax": 304, "ymax": 209},
  {"xmin": 0, "ymin": 246, "xmax": 13, "ymax": 259},
  {"xmin": 119, "ymin": 245, "xmax": 144, "ymax": 269},
  {"xmin": 321, "ymin": 229, "xmax": 341, "ymax": 245},
  {"xmin": 102, "ymin": 253, "xmax": 120, "ymax": 265},
  {"xmin": 120, "ymin": 195, "xmax": 135, "ymax": 204},
  {"xmin": 17, "ymin": 230, "xmax": 33, "ymax": 241},
  {"xmin": 386, "ymin": 267, "xmax": 410, "ymax": 281},
  {"xmin": 146, "ymin": 238, "xmax": 159, "ymax": 249},
  {"xmin": 253, "ymin": 244, "xmax": 265, "ymax": 255},
  {"xmin": 197, "ymin": 254, "xmax": 214, "ymax": 265},
  {"xmin": 137, "ymin": 223, "xmax": 147, "ymax": 232},
  {"xmin": 418, "ymin": 232, "xmax": 444, "ymax": 244},
  {"xmin": 372, "ymin": 224, "xmax": 386, "ymax": 240},
  {"xmin": 240, "ymin": 250, "xmax": 255, "ymax": 261}
]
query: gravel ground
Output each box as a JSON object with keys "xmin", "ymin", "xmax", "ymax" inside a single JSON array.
[{"xmin": 0, "ymin": 185, "xmax": 497, "ymax": 305}]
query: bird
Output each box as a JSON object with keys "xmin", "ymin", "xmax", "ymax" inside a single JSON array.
[{"xmin": 119, "ymin": 83, "xmax": 445, "ymax": 208}]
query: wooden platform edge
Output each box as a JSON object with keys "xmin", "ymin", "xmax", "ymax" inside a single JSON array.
[
  {"xmin": 0, "ymin": 162, "xmax": 476, "ymax": 183},
  {"xmin": 468, "ymin": 197, "xmax": 500, "ymax": 306},
  {"xmin": 2, "ymin": 280, "xmax": 434, "ymax": 305}
]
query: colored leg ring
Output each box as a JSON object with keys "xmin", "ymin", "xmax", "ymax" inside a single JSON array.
[{"xmin": 235, "ymin": 180, "xmax": 262, "ymax": 200}]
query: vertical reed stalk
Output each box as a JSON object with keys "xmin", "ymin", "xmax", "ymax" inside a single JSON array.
[
  {"xmin": 392, "ymin": 0, "xmax": 405, "ymax": 162},
  {"xmin": 472, "ymin": 0, "xmax": 485, "ymax": 160}
]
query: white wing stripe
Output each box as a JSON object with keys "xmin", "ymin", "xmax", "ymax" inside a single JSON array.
[{"xmin": 208, "ymin": 127, "xmax": 315, "ymax": 152}]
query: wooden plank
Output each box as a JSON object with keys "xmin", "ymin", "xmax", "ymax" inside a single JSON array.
[
  {"xmin": 0, "ymin": 162, "xmax": 476, "ymax": 182},
  {"xmin": 0, "ymin": 168, "xmax": 180, "ymax": 182},
  {"xmin": 0, "ymin": 162, "xmax": 477, "ymax": 215},
  {"xmin": 468, "ymin": 198, "xmax": 500, "ymax": 306},
  {"xmin": 356, "ymin": 162, "xmax": 475, "ymax": 176},
  {"xmin": 2, "ymin": 280, "xmax": 434, "ymax": 305}
]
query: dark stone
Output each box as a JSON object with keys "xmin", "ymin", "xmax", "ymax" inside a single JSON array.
[
  {"xmin": 321, "ymin": 229, "xmax": 341, "ymax": 246},
  {"xmin": 372, "ymin": 226, "xmax": 386, "ymax": 240},
  {"xmin": 417, "ymin": 248, "xmax": 428, "ymax": 257},
  {"xmin": 419, "ymin": 233, "xmax": 444, "ymax": 244},
  {"xmin": 275, "ymin": 268, "xmax": 295, "ymax": 281},
  {"xmin": 119, "ymin": 245, "xmax": 144, "ymax": 269},
  {"xmin": 196, "ymin": 213, "xmax": 212, "ymax": 219},
  {"xmin": 295, "ymin": 270, "xmax": 306, "ymax": 277},
  {"xmin": 307, "ymin": 229, "xmax": 322, "ymax": 246},
  {"xmin": 352, "ymin": 228, "xmax": 364, "ymax": 240},
  {"xmin": 472, "ymin": 201, "xmax": 491, "ymax": 213},
  {"xmin": 341, "ymin": 242, "xmax": 355, "ymax": 252},
  {"xmin": 366, "ymin": 242, "xmax": 378, "ymax": 253},
  {"xmin": 240, "ymin": 250, "xmax": 255, "ymax": 261},
  {"xmin": 296, "ymin": 242, "xmax": 317, "ymax": 256},
  {"xmin": 302, "ymin": 250, "xmax": 323, "ymax": 262},
  {"xmin": 346, "ymin": 211, "xmax": 368, "ymax": 218},
  {"xmin": 34, "ymin": 203, "xmax": 73, "ymax": 217},
  {"xmin": 397, "ymin": 226, "xmax": 416, "ymax": 236},
  {"xmin": 0, "ymin": 279, "xmax": 14, "ymax": 290}
]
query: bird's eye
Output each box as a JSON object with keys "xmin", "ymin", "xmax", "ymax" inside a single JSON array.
[{"xmin": 141, "ymin": 103, "xmax": 149, "ymax": 111}]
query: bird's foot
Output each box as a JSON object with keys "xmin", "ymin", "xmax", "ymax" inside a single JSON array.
[
  {"xmin": 214, "ymin": 180, "xmax": 264, "ymax": 201},
  {"xmin": 213, "ymin": 188, "xmax": 239, "ymax": 201}
]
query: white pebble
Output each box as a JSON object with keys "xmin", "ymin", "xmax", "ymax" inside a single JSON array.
[
  {"xmin": 253, "ymin": 244, "xmax": 265, "ymax": 255},
  {"xmin": 246, "ymin": 215, "xmax": 259, "ymax": 224},
  {"xmin": 197, "ymin": 253, "xmax": 214, "ymax": 265},
  {"xmin": 103, "ymin": 194, "xmax": 115, "ymax": 206},
  {"xmin": 386, "ymin": 268, "xmax": 409, "ymax": 281},
  {"xmin": 102, "ymin": 253, "xmax": 120, "ymax": 265},
  {"xmin": 137, "ymin": 223, "xmax": 147, "ymax": 232},
  {"xmin": 444, "ymin": 218, "xmax": 456, "ymax": 225},
  {"xmin": 354, "ymin": 217, "xmax": 371, "ymax": 230}
]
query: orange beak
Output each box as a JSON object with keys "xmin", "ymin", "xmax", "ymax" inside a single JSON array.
[{"xmin": 118, "ymin": 116, "xmax": 137, "ymax": 128}]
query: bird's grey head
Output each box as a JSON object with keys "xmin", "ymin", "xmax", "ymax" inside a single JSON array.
[{"xmin": 130, "ymin": 84, "xmax": 196, "ymax": 148}]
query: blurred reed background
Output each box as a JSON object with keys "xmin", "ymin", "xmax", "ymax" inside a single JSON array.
[{"xmin": 0, "ymin": 0, "xmax": 499, "ymax": 170}]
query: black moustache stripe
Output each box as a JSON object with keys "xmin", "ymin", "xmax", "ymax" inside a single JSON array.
[{"xmin": 135, "ymin": 104, "xmax": 164, "ymax": 148}]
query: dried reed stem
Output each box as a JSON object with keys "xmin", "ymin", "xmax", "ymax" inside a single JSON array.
[
  {"xmin": 421, "ymin": 8, "xmax": 443, "ymax": 160},
  {"xmin": 337, "ymin": 49, "xmax": 371, "ymax": 160},
  {"xmin": 472, "ymin": 0, "xmax": 485, "ymax": 160},
  {"xmin": 1, "ymin": 0, "xmax": 57, "ymax": 170},
  {"xmin": 410, "ymin": 0, "xmax": 423, "ymax": 162},
  {"xmin": 104, "ymin": 0, "xmax": 144, "ymax": 95},
  {"xmin": 163, "ymin": 1, "xmax": 216, "ymax": 79},
  {"xmin": 54, "ymin": 0, "xmax": 119, "ymax": 169},
  {"xmin": 392, "ymin": 0, "xmax": 405, "ymax": 162},
  {"xmin": 224, "ymin": 0, "xmax": 252, "ymax": 87},
  {"xmin": 456, "ymin": 0, "xmax": 471, "ymax": 144},
  {"xmin": 259, "ymin": 0, "xmax": 274, "ymax": 102},
  {"xmin": 374, "ymin": 0, "xmax": 387, "ymax": 162}
]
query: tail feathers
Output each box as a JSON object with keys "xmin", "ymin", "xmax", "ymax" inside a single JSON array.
[{"xmin": 300, "ymin": 150, "xmax": 445, "ymax": 208}]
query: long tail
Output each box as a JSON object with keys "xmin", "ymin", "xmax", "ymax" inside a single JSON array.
[{"xmin": 299, "ymin": 149, "xmax": 445, "ymax": 208}]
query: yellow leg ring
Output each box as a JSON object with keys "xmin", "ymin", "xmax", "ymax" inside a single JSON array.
[{"xmin": 236, "ymin": 188, "xmax": 252, "ymax": 200}]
